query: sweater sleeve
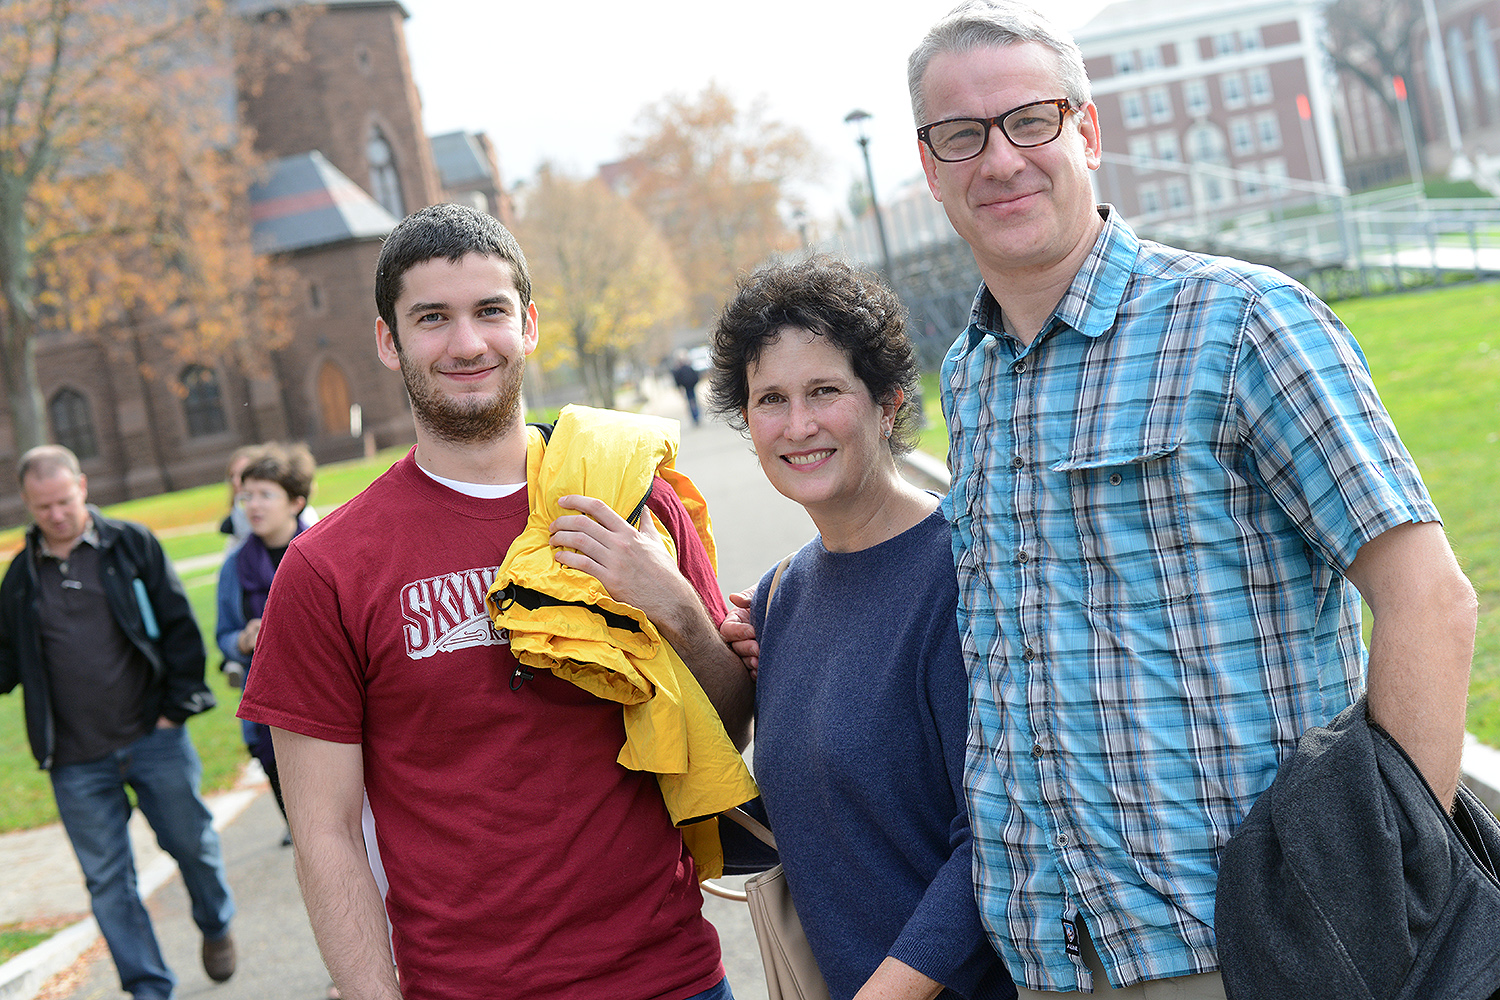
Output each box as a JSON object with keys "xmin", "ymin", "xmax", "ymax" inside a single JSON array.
[
  {"xmin": 885, "ymin": 583, "xmax": 1008, "ymax": 998},
  {"xmin": 216, "ymin": 548, "xmax": 250, "ymax": 666}
]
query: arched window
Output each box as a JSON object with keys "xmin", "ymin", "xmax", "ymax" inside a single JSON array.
[
  {"xmin": 367, "ymin": 126, "xmax": 405, "ymax": 218},
  {"xmin": 180, "ymin": 365, "xmax": 228, "ymax": 437},
  {"xmin": 49, "ymin": 388, "xmax": 99, "ymax": 460}
]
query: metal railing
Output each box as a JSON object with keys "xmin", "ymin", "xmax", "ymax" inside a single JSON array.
[{"xmin": 823, "ymin": 163, "xmax": 1500, "ymax": 340}]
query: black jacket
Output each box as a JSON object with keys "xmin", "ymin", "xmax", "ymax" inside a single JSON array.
[
  {"xmin": 0, "ymin": 508, "xmax": 214, "ymax": 769},
  {"xmin": 1216, "ymin": 696, "xmax": 1500, "ymax": 1000}
]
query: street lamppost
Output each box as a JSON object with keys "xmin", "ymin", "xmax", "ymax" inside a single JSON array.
[{"xmin": 844, "ymin": 109, "xmax": 894, "ymax": 280}]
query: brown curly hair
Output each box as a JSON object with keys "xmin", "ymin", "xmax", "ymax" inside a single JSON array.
[{"xmin": 707, "ymin": 255, "xmax": 920, "ymax": 455}]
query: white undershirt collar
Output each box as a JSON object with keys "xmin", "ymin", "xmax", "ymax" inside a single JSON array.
[{"xmin": 416, "ymin": 463, "xmax": 525, "ymax": 499}]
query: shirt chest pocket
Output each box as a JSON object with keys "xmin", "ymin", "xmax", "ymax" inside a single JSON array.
[{"xmin": 1051, "ymin": 438, "xmax": 1194, "ymax": 611}]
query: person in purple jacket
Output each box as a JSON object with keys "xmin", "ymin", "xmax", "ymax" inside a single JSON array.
[{"xmin": 711, "ymin": 256, "xmax": 1015, "ymax": 1000}]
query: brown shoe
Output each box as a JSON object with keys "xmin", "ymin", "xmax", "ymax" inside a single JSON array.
[{"xmin": 203, "ymin": 932, "xmax": 236, "ymax": 982}]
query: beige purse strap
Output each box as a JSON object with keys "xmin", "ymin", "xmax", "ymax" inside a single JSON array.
[
  {"xmin": 701, "ymin": 807, "xmax": 777, "ymax": 901},
  {"xmin": 765, "ymin": 552, "xmax": 792, "ymax": 608},
  {"xmin": 721, "ymin": 804, "xmax": 777, "ymax": 850},
  {"xmin": 702, "ymin": 555, "xmax": 795, "ymax": 902}
]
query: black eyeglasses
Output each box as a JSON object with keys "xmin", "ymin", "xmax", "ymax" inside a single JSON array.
[{"xmin": 917, "ymin": 99, "xmax": 1076, "ymax": 162}]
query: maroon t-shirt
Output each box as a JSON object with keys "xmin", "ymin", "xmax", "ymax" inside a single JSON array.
[{"xmin": 240, "ymin": 451, "xmax": 726, "ymax": 1000}]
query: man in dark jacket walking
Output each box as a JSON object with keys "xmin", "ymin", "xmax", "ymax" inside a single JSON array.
[{"xmin": 0, "ymin": 445, "xmax": 236, "ymax": 1000}]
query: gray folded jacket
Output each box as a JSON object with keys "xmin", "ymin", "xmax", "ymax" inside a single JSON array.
[{"xmin": 1216, "ymin": 695, "xmax": 1500, "ymax": 1000}]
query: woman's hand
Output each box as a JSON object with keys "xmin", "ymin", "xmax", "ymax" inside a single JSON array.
[
  {"xmin": 720, "ymin": 590, "xmax": 761, "ymax": 678},
  {"xmin": 852, "ymin": 957, "xmax": 945, "ymax": 1000}
]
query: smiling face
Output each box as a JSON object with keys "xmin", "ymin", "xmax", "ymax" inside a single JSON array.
[
  {"xmin": 376, "ymin": 252, "xmax": 539, "ymax": 447},
  {"xmin": 919, "ymin": 41, "xmax": 1103, "ymax": 279},
  {"xmin": 744, "ymin": 328, "xmax": 899, "ymax": 518}
]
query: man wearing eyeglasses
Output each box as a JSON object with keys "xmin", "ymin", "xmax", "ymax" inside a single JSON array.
[{"xmin": 910, "ymin": 2, "xmax": 1476, "ymax": 997}]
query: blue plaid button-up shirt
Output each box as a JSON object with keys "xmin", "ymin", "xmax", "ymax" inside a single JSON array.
[{"xmin": 941, "ymin": 210, "xmax": 1438, "ymax": 991}]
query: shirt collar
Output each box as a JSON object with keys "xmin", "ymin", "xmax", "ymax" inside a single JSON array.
[
  {"xmin": 958, "ymin": 205, "xmax": 1138, "ymax": 355},
  {"xmin": 36, "ymin": 517, "xmax": 100, "ymax": 562}
]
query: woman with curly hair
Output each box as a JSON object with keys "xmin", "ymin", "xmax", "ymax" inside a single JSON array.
[{"xmin": 711, "ymin": 256, "xmax": 1013, "ymax": 1000}]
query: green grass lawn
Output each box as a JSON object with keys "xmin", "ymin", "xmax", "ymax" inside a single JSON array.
[
  {"xmin": 1331, "ymin": 283, "xmax": 1500, "ymax": 744},
  {"xmin": 911, "ymin": 281, "xmax": 1500, "ymax": 743},
  {"xmin": 0, "ymin": 918, "xmax": 78, "ymax": 964}
]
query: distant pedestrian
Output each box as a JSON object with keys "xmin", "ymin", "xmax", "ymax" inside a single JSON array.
[
  {"xmin": 217, "ymin": 445, "xmax": 262, "ymax": 549},
  {"xmin": 0, "ymin": 445, "xmax": 237, "ymax": 1000},
  {"xmin": 217, "ymin": 442, "xmax": 316, "ymax": 844},
  {"xmin": 672, "ymin": 349, "xmax": 703, "ymax": 425}
]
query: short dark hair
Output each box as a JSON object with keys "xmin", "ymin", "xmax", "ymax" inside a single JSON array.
[
  {"xmin": 374, "ymin": 203, "xmax": 532, "ymax": 347},
  {"xmin": 708, "ymin": 255, "xmax": 920, "ymax": 455},
  {"xmin": 240, "ymin": 442, "xmax": 316, "ymax": 504}
]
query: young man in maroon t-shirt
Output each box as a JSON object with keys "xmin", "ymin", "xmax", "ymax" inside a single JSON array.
[{"xmin": 239, "ymin": 204, "xmax": 752, "ymax": 1000}]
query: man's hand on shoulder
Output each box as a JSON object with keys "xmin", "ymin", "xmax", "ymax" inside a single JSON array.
[
  {"xmin": 549, "ymin": 494, "xmax": 701, "ymax": 633},
  {"xmin": 551, "ymin": 493, "xmax": 753, "ymax": 744}
]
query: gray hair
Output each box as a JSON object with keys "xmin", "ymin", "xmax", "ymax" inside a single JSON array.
[
  {"xmin": 17, "ymin": 445, "xmax": 81, "ymax": 487},
  {"xmin": 908, "ymin": 0, "xmax": 1092, "ymax": 127}
]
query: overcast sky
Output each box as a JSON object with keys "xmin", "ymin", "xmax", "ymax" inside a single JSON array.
[{"xmin": 402, "ymin": 0, "xmax": 1110, "ymax": 221}]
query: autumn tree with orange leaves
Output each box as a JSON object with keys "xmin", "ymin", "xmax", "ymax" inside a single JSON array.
[
  {"xmin": 517, "ymin": 168, "xmax": 686, "ymax": 410},
  {"xmin": 0, "ymin": 0, "xmax": 303, "ymax": 454},
  {"xmin": 619, "ymin": 84, "xmax": 819, "ymax": 326}
]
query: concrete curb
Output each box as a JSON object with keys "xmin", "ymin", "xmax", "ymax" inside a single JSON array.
[{"xmin": 0, "ymin": 787, "xmax": 260, "ymax": 1000}]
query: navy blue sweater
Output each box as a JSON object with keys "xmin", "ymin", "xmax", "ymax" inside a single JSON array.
[{"xmin": 752, "ymin": 510, "xmax": 1014, "ymax": 1000}]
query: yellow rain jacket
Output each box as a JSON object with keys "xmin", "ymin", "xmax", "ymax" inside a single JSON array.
[{"xmin": 486, "ymin": 404, "xmax": 757, "ymax": 879}]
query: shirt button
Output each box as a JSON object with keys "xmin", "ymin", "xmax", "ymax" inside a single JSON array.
[
  {"xmin": 1056, "ymin": 833, "xmax": 1070, "ymax": 847},
  {"xmin": 1031, "ymin": 744, "xmax": 1046, "ymax": 758},
  {"xmin": 1012, "ymin": 360, "xmax": 1027, "ymax": 374},
  {"xmin": 1017, "ymin": 550, "xmax": 1030, "ymax": 564},
  {"xmin": 1022, "ymin": 646, "xmax": 1036, "ymax": 661},
  {"xmin": 1011, "ymin": 456, "xmax": 1024, "ymax": 470},
  {"xmin": 1109, "ymin": 473, "xmax": 1123, "ymax": 486}
]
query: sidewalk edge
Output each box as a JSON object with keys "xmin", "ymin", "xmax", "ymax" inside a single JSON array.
[{"xmin": 0, "ymin": 788, "xmax": 259, "ymax": 1000}]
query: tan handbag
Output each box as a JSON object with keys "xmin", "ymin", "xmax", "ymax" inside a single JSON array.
[{"xmin": 706, "ymin": 806, "xmax": 831, "ymax": 1000}]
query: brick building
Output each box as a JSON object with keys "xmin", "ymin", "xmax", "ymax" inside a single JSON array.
[
  {"xmin": 1334, "ymin": 0, "xmax": 1500, "ymax": 190},
  {"xmin": 1073, "ymin": 0, "xmax": 1500, "ymax": 227},
  {"xmin": 0, "ymin": 0, "xmax": 507, "ymax": 526},
  {"xmin": 1075, "ymin": 0, "xmax": 1342, "ymax": 227}
]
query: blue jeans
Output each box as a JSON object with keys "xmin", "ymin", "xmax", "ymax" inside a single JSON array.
[
  {"xmin": 51, "ymin": 724, "xmax": 235, "ymax": 1000},
  {"xmin": 688, "ymin": 977, "xmax": 735, "ymax": 1000}
]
